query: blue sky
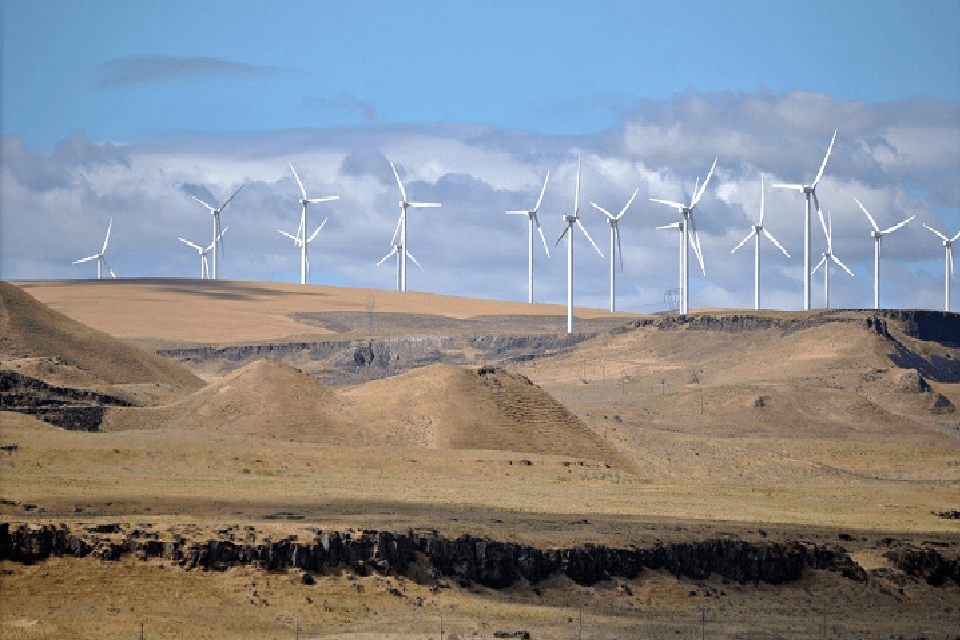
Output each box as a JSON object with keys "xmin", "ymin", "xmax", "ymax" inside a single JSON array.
[{"xmin": 2, "ymin": 0, "xmax": 959, "ymax": 312}]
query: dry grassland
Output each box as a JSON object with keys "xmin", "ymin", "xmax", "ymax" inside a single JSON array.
[{"xmin": 1, "ymin": 280, "xmax": 959, "ymax": 639}]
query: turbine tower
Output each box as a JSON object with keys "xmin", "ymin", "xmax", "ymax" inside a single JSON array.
[
  {"xmin": 189, "ymin": 184, "xmax": 244, "ymax": 280},
  {"xmin": 657, "ymin": 220, "xmax": 685, "ymax": 304},
  {"xmin": 178, "ymin": 226, "xmax": 226, "ymax": 279},
  {"xmin": 554, "ymin": 155, "xmax": 604, "ymax": 334},
  {"xmin": 506, "ymin": 173, "xmax": 551, "ymax": 303},
  {"xmin": 812, "ymin": 209, "xmax": 853, "ymax": 309},
  {"xmin": 854, "ymin": 198, "xmax": 914, "ymax": 310},
  {"xmin": 377, "ymin": 234, "xmax": 424, "ymax": 292},
  {"xmin": 923, "ymin": 224, "xmax": 959, "ymax": 312},
  {"xmin": 590, "ymin": 188, "xmax": 639, "ymax": 312},
  {"xmin": 773, "ymin": 130, "xmax": 837, "ymax": 311},
  {"xmin": 731, "ymin": 174, "xmax": 791, "ymax": 310},
  {"xmin": 287, "ymin": 163, "xmax": 339, "ymax": 285},
  {"xmin": 73, "ymin": 218, "xmax": 116, "ymax": 279},
  {"xmin": 650, "ymin": 158, "xmax": 717, "ymax": 315},
  {"xmin": 390, "ymin": 161, "xmax": 440, "ymax": 292},
  {"xmin": 279, "ymin": 218, "xmax": 327, "ymax": 284}
]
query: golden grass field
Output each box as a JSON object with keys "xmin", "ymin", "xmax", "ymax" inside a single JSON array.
[{"xmin": 1, "ymin": 279, "xmax": 958, "ymax": 639}]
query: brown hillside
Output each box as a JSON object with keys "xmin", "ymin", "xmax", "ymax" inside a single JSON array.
[
  {"xmin": 101, "ymin": 359, "xmax": 356, "ymax": 443},
  {"xmin": 0, "ymin": 281, "xmax": 204, "ymax": 394},
  {"xmin": 344, "ymin": 364, "xmax": 632, "ymax": 467}
]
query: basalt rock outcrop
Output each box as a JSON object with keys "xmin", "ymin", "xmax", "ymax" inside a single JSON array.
[
  {"xmin": 5, "ymin": 523, "xmax": 956, "ymax": 589},
  {"xmin": 0, "ymin": 370, "xmax": 132, "ymax": 430}
]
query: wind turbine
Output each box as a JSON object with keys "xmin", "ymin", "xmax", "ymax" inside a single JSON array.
[
  {"xmin": 72, "ymin": 218, "xmax": 116, "ymax": 279},
  {"xmin": 377, "ymin": 215, "xmax": 424, "ymax": 292},
  {"xmin": 189, "ymin": 184, "xmax": 244, "ymax": 280},
  {"xmin": 854, "ymin": 198, "xmax": 914, "ymax": 310},
  {"xmin": 279, "ymin": 218, "xmax": 327, "ymax": 284},
  {"xmin": 812, "ymin": 209, "xmax": 853, "ymax": 309},
  {"xmin": 772, "ymin": 130, "xmax": 837, "ymax": 310},
  {"xmin": 731, "ymin": 174, "xmax": 791, "ymax": 310},
  {"xmin": 286, "ymin": 163, "xmax": 339, "ymax": 285},
  {"xmin": 923, "ymin": 224, "xmax": 960, "ymax": 312},
  {"xmin": 390, "ymin": 161, "xmax": 440, "ymax": 292},
  {"xmin": 178, "ymin": 226, "xmax": 226, "ymax": 279},
  {"xmin": 590, "ymin": 188, "xmax": 639, "ymax": 312},
  {"xmin": 555, "ymin": 155, "xmax": 604, "ymax": 334},
  {"xmin": 650, "ymin": 158, "xmax": 717, "ymax": 315},
  {"xmin": 506, "ymin": 173, "xmax": 551, "ymax": 303}
]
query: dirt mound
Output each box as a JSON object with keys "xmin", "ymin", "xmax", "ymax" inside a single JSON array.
[
  {"xmin": 102, "ymin": 359, "xmax": 355, "ymax": 443},
  {"xmin": 0, "ymin": 282, "xmax": 203, "ymax": 393},
  {"xmin": 345, "ymin": 364, "xmax": 631, "ymax": 466}
]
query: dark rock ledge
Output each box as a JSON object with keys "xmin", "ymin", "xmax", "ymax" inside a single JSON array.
[{"xmin": 3, "ymin": 523, "xmax": 957, "ymax": 588}]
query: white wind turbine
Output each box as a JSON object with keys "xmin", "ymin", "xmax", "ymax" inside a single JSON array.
[
  {"xmin": 812, "ymin": 209, "xmax": 854, "ymax": 309},
  {"xmin": 590, "ymin": 188, "xmax": 639, "ymax": 312},
  {"xmin": 772, "ymin": 130, "xmax": 837, "ymax": 311},
  {"xmin": 923, "ymin": 224, "xmax": 960, "ymax": 312},
  {"xmin": 650, "ymin": 158, "xmax": 717, "ymax": 315},
  {"xmin": 189, "ymin": 184, "xmax": 244, "ymax": 280},
  {"xmin": 854, "ymin": 198, "xmax": 914, "ymax": 310},
  {"xmin": 279, "ymin": 218, "xmax": 327, "ymax": 284},
  {"xmin": 389, "ymin": 161, "xmax": 440, "ymax": 292},
  {"xmin": 555, "ymin": 155, "xmax": 604, "ymax": 334},
  {"xmin": 656, "ymin": 220, "xmax": 685, "ymax": 308},
  {"xmin": 731, "ymin": 174, "xmax": 791, "ymax": 310},
  {"xmin": 178, "ymin": 226, "xmax": 226, "ymax": 279},
  {"xmin": 506, "ymin": 173, "xmax": 551, "ymax": 303},
  {"xmin": 73, "ymin": 218, "xmax": 116, "ymax": 279},
  {"xmin": 285, "ymin": 163, "xmax": 339, "ymax": 285},
  {"xmin": 376, "ymin": 213, "xmax": 424, "ymax": 292}
]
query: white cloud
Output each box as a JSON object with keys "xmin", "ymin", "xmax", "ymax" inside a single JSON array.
[{"xmin": 2, "ymin": 91, "xmax": 958, "ymax": 312}]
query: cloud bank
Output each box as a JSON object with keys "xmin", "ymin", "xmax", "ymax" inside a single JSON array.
[
  {"xmin": 96, "ymin": 55, "xmax": 282, "ymax": 86},
  {"xmin": 2, "ymin": 91, "xmax": 958, "ymax": 312}
]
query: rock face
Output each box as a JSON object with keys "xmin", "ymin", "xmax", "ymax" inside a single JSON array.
[
  {"xmin": 0, "ymin": 370, "xmax": 132, "ymax": 430},
  {"xmin": 5, "ymin": 523, "xmax": 955, "ymax": 589}
]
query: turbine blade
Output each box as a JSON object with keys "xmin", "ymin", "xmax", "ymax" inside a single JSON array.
[
  {"xmin": 505, "ymin": 210, "xmax": 530, "ymax": 215},
  {"xmin": 762, "ymin": 229, "xmax": 791, "ymax": 258},
  {"xmin": 590, "ymin": 202, "xmax": 614, "ymax": 219},
  {"xmin": 689, "ymin": 217, "xmax": 705, "ymax": 275},
  {"xmin": 101, "ymin": 218, "xmax": 113, "ymax": 254},
  {"xmin": 881, "ymin": 216, "xmax": 914, "ymax": 235},
  {"xmin": 376, "ymin": 246, "xmax": 398, "ymax": 266},
  {"xmin": 406, "ymin": 251, "xmax": 424, "ymax": 271},
  {"xmin": 306, "ymin": 196, "xmax": 340, "ymax": 204},
  {"xmin": 812, "ymin": 255, "xmax": 827, "ymax": 274},
  {"xmin": 555, "ymin": 224, "xmax": 570, "ymax": 246},
  {"xmin": 178, "ymin": 238, "xmax": 203, "ymax": 251},
  {"xmin": 103, "ymin": 257, "xmax": 116, "ymax": 279},
  {"xmin": 690, "ymin": 177, "xmax": 700, "ymax": 209},
  {"xmin": 390, "ymin": 211, "xmax": 404, "ymax": 246},
  {"xmin": 289, "ymin": 162, "xmax": 307, "ymax": 199},
  {"xmin": 217, "ymin": 226, "xmax": 228, "ymax": 243},
  {"xmin": 390, "ymin": 161, "xmax": 407, "ymax": 202},
  {"xmin": 854, "ymin": 198, "xmax": 880, "ymax": 232},
  {"xmin": 191, "ymin": 195, "xmax": 216, "ymax": 211},
  {"xmin": 817, "ymin": 206, "xmax": 829, "ymax": 242},
  {"xmin": 771, "ymin": 183, "xmax": 805, "ymax": 192},
  {"xmin": 535, "ymin": 215, "xmax": 550, "ymax": 258},
  {"xmin": 576, "ymin": 219, "xmax": 603, "ymax": 258},
  {"xmin": 731, "ymin": 229, "xmax": 756, "ymax": 254},
  {"xmin": 279, "ymin": 229, "xmax": 300, "ymax": 243},
  {"xmin": 408, "ymin": 202, "xmax": 441, "ymax": 208},
  {"xmin": 616, "ymin": 188, "xmax": 640, "ymax": 219},
  {"xmin": 759, "ymin": 174, "xmax": 765, "ymax": 225},
  {"xmin": 73, "ymin": 255, "xmax": 98, "ymax": 264},
  {"xmin": 832, "ymin": 254, "xmax": 854, "ymax": 277},
  {"xmin": 657, "ymin": 222, "xmax": 681, "ymax": 230},
  {"xmin": 221, "ymin": 184, "xmax": 244, "ymax": 210},
  {"xmin": 616, "ymin": 224, "xmax": 623, "ymax": 271},
  {"xmin": 923, "ymin": 223, "xmax": 949, "ymax": 242},
  {"xmin": 649, "ymin": 198, "xmax": 687, "ymax": 211},
  {"xmin": 691, "ymin": 157, "xmax": 717, "ymax": 208},
  {"xmin": 306, "ymin": 217, "xmax": 327, "ymax": 243},
  {"xmin": 812, "ymin": 129, "xmax": 837, "ymax": 188},
  {"xmin": 534, "ymin": 172, "xmax": 550, "ymax": 212},
  {"xmin": 574, "ymin": 154, "xmax": 581, "ymax": 217},
  {"xmin": 951, "ymin": 231, "xmax": 960, "ymax": 243}
]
